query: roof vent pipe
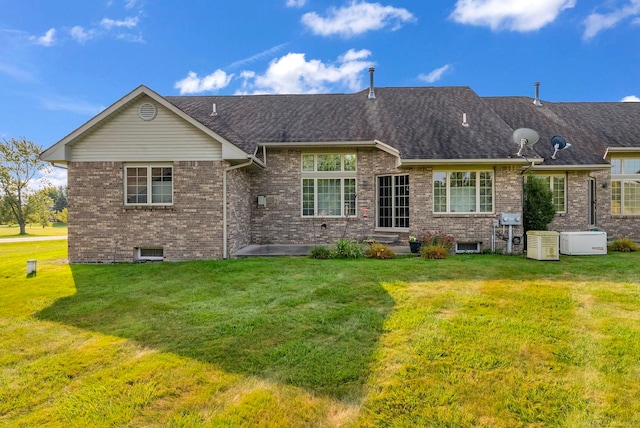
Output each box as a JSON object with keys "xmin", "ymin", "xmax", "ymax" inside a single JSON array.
[
  {"xmin": 368, "ymin": 67, "xmax": 376, "ymax": 100},
  {"xmin": 533, "ymin": 82, "xmax": 542, "ymax": 107}
]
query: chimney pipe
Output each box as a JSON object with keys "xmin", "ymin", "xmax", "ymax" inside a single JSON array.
[
  {"xmin": 368, "ymin": 67, "xmax": 376, "ymax": 100},
  {"xmin": 533, "ymin": 82, "xmax": 542, "ymax": 107}
]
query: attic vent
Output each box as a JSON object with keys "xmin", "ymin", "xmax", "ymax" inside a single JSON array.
[{"xmin": 138, "ymin": 103, "xmax": 157, "ymax": 121}]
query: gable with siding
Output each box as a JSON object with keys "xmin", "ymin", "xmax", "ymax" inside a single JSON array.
[{"xmin": 70, "ymin": 95, "xmax": 223, "ymax": 162}]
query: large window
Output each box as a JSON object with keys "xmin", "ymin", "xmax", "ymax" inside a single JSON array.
[
  {"xmin": 433, "ymin": 170, "xmax": 493, "ymax": 213},
  {"xmin": 377, "ymin": 174, "xmax": 409, "ymax": 228},
  {"xmin": 125, "ymin": 165, "xmax": 173, "ymax": 206},
  {"xmin": 301, "ymin": 154, "xmax": 356, "ymax": 217},
  {"xmin": 611, "ymin": 158, "xmax": 640, "ymax": 215},
  {"xmin": 533, "ymin": 174, "xmax": 566, "ymax": 213}
]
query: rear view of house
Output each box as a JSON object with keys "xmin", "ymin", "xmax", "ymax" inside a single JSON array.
[{"xmin": 41, "ymin": 73, "xmax": 640, "ymax": 262}]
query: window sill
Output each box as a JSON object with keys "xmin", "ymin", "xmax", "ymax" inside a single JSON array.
[
  {"xmin": 124, "ymin": 205, "xmax": 174, "ymax": 210},
  {"xmin": 432, "ymin": 213, "xmax": 495, "ymax": 218}
]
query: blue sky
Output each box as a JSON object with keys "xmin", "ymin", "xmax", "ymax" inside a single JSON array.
[{"xmin": 2, "ymin": 0, "xmax": 639, "ymax": 187}]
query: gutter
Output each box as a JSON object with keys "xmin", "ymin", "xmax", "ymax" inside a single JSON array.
[
  {"xmin": 399, "ymin": 158, "xmax": 544, "ymax": 167},
  {"xmin": 222, "ymin": 157, "xmax": 256, "ymax": 259}
]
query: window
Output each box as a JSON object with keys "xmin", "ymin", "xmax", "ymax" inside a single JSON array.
[
  {"xmin": 301, "ymin": 154, "xmax": 356, "ymax": 217},
  {"xmin": 377, "ymin": 174, "xmax": 409, "ymax": 228},
  {"xmin": 532, "ymin": 174, "xmax": 566, "ymax": 213},
  {"xmin": 125, "ymin": 165, "xmax": 173, "ymax": 206},
  {"xmin": 135, "ymin": 247, "xmax": 163, "ymax": 261},
  {"xmin": 433, "ymin": 170, "xmax": 493, "ymax": 213},
  {"xmin": 611, "ymin": 158, "xmax": 640, "ymax": 215}
]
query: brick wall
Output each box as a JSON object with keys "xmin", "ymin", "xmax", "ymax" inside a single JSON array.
[{"xmin": 68, "ymin": 161, "xmax": 225, "ymax": 263}]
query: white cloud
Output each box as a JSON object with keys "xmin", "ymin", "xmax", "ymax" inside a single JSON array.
[
  {"xmin": 286, "ymin": 0, "xmax": 307, "ymax": 7},
  {"xmin": 30, "ymin": 28, "xmax": 56, "ymax": 46},
  {"xmin": 301, "ymin": 1, "xmax": 415, "ymax": 37},
  {"xmin": 583, "ymin": 0, "xmax": 640, "ymax": 40},
  {"xmin": 0, "ymin": 63, "xmax": 35, "ymax": 81},
  {"xmin": 175, "ymin": 70, "xmax": 234, "ymax": 94},
  {"xmin": 418, "ymin": 64, "xmax": 452, "ymax": 83},
  {"xmin": 70, "ymin": 26, "xmax": 94, "ymax": 43},
  {"xmin": 33, "ymin": 167, "xmax": 67, "ymax": 191},
  {"xmin": 621, "ymin": 95, "xmax": 640, "ymax": 102},
  {"xmin": 240, "ymin": 49, "xmax": 373, "ymax": 94},
  {"xmin": 450, "ymin": 0, "xmax": 575, "ymax": 32},
  {"xmin": 100, "ymin": 16, "xmax": 139, "ymax": 30}
]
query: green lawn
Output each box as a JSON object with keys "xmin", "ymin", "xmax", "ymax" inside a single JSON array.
[
  {"xmin": 0, "ymin": 223, "xmax": 67, "ymax": 238},
  {"xmin": 1, "ymin": 240, "xmax": 639, "ymax": 427}
]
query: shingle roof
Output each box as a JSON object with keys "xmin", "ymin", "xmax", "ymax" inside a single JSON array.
[{"xmin": 167, "ymin": 87, "xmax": 640, "ymax": 166}]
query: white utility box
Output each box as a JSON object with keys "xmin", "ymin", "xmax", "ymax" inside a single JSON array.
[
  {"xmin": 560, "ymin": 231, "xmax": 607, "ymax": 255},
  {"xmin": 527, "ymin": 231, "xmax": 559, "ymax": 261}
]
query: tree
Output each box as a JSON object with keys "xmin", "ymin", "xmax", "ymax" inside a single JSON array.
[
  {"xmin": 47, "ymin": 185, "xmax": 68, "ymax": 212},
  {"xmin": 0, "ymin": 137, "xmax": 50, "ymax": 234},
  {"xmin": 523, "ymin": 174, "xmax": 556, "ymax": 231},
  {"xmin": 26, "ymin": 189, "xmax": 54, "ymax": 228}
]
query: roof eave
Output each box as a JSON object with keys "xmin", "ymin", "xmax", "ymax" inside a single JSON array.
[{"xmin": 399, "ymin": 158, "xmax": 545, "ymax": 167}]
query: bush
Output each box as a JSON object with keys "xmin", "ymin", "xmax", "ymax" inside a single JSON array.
[
  {"xmin": 420, "ymin": 245, "xmax": 449, "ymax": 260},
  {"xmin": 365, "ymin": 243, "xmax": 396, "ymax": 259},
  {"xmin": 310, "ymin": 246, "xmax": 332, "ymax": 259},
  {"xmin": 524, "ymin": 174, "xmax": 556, "ymax": 231},
  {"xmin": 609, "ymin": 238, "xmax": 639, "ymax": 252},
  {"xmin": 333, "ymin": 239, "xmax": 364, "ymax": 259},
  {"xmin": 420, "ymin": 231, "xmax": 455, "ymax": 252}
]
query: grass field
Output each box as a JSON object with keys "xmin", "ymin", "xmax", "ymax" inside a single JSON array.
[
  {"xmin": 1, "ymin": 240, "xmax": 639, "ymax": 427},
  {"xmin": 0, "ymin": 223, "xmax": 67, "ymax": 238}
]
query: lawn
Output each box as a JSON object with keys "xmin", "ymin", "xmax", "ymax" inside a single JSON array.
[
  {"xmin": 0, "ymin": 223, "xmax": 67, "ymax": 238},
  {"xmin": 1, "ymin": 240, "xmax": 639, "ymax": 427}
]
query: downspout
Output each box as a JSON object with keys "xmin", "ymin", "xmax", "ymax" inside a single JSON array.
[{"xmin": 223, "ymin": 158, "xmax": 254, "ymax": 259}]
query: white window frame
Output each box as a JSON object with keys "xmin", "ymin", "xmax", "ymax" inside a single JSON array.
[
  {"xmin": 433, "ymin": 170, "xmax": 494, "ymax": 214},
  {"xmin": 301, "ymin": 154, "xmax": 357, "ymax": 217},
  {"xmin": 124, "ymin": 164, "xmax": 173, "ymax": 206},
  {"xmin": 611, "ymin": 157, "xmax": 640, "ymax": 215},
  {"xmin": 530, "ymin": 174, "xmax": 567, "ymax": 214},
  {"xmin": 376, "ymin": 174, "xmax": 410, "ymax": 230}
]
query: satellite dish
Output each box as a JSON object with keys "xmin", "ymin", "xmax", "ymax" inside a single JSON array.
[
  {"xmin": 551, "ymin": 135, "xmax": 571, "ymax": 159},
  {"xmin": 512, "ymin": 128, "xmax": 539, "ymax": 157}
]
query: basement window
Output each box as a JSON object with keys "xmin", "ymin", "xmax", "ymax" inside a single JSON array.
[
  {"xmin": 455, "ymin": 242, "xmax": 481, "ymax": 254},
  {"xmin": 135, "ymin": 247, "xmax": 164, "ymax": 261}
]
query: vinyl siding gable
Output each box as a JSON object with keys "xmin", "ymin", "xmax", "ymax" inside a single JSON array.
[{"xmin": 70, "ymin": 96, "xmax": 222, "ymax": 162}]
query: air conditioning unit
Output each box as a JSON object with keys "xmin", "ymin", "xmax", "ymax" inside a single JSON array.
[
  {"xmin": 527, "ymin": 231, "xmax": 559, "ymax": 261},
  {"xmin": 560, "ymin": 231, "xmax": 607, "ymax": 255}
]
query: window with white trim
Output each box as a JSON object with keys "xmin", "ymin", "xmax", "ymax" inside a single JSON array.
[
  {"xmin": 377, "ymin": 174, "xmax": 409, "ymax": 228},
  {"xmin": 125, "ymin": 165, "xmax": 173, "ymax": 206},
  {"xmin": 531, "ymin": 174, "xmax": 566, "ymax": 213},
  {"xmin": 301, "ymin": 154, "xmax": 356, "ymax": 217},
  {"xmin": 433, "ymin": 170, "xmax": 493, "ymax": 213},
  {"xmin": 611, "ymin": 158, "xmax": 640, "ymax": 215}
]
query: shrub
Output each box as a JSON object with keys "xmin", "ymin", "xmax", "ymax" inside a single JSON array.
[
  {"xmin": 310, "ymin": 246, "xmax": 332, "ymax": 259},
  {"xmin": 420, "ymin": 245, "xmax": 449, "ymax": 260},
  {"xmin": 524, "ymin": 174, "xmax": 556, "ymax": 231},
  {"xmin": 609, "ymin": 238, "xmax": 639, "ymax": 252},
  {"xmin": 365, "ymin": 243, "xmax": 396, "ymax": 259},
  {"xmin": 333, "ymin": 239, "xmax": 364, "ymax": 259},
  {"xmin": 420, "ymin": 231, "xmax": 455, "ymax": 252}
]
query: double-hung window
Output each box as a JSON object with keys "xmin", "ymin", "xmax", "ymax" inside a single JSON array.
[
  {"xmin": 611, "ymin": 158, "xmax": 640, "ymax": 215},
  {"xmin": 301, "ymin": 154, "xmax": 356, "ymax": 217},
  {"xmin": 125, "ymin": 165, "xmax": 173, "ymax": 206},
  {"xmin": 531, "ymin": 174, "xmax": 566, "ymax": 213},
  {"xmin": 377, "ymin": 174, "xmax": 409, "ymax": 228},
  {"xmin": 433, "ymin": 170, "xmax": 493, "ymax": 213}
]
